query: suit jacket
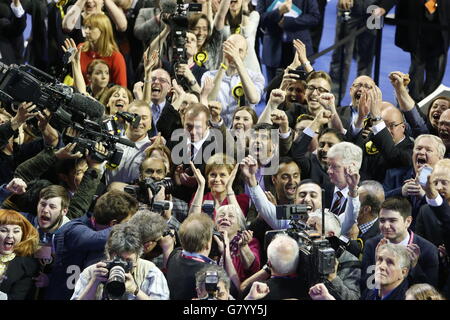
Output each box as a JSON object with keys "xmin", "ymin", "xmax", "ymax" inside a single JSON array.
[
  {"xmin": 0, "ymin": 2, "xmax": 26, "ymax": 65},
  {"xmin": 361, "ymin": 232, "xmax": 439, "ymax": 295},
  {"xmin": 347, "ymin": 219, "xmax": 381, "ymax": 259},
  {"xmin": 415, "ymin": 200, "xmax": 450, "ymax": 248},
  {"xmin": 256, "ymin": 0, "xmax": 320, "ymax": 67},
  {"xmin": 0, "ymin": 255, "xmax": 39, "ymax": 300},
  {"xmin": 168, "ymin": 129, "xmax": 225, "ymax": 202},
  {"xmin": 378, "ymin": 0, "xmax": 450, "ymax": 55},
  {"xmin": 155, "ymin": 102, "xmax": 182, "ymax": 143},
  {"xmin": 336, "ymin": 105, "xmax": 355, "ymax": 131},
  {"xmin": 350, "ymin": 128, "xmax": 414, "ymax": 182}
]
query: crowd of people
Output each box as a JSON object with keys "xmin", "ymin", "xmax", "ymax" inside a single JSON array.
[{"xmin": 0, "ymin": 0, "xmax": 449, "ymax": 301}]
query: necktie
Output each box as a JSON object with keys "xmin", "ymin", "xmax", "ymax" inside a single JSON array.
[
  {"xmin": 190, "ymin": 143, "xmax": 196, "ymax": 161},
  {"xmin": 330, "ymin": 191, "xmax": 343, "ymax": 215},
  {"xmin": 151, "ymin": 104, "xmax": 161, "ymax": 124},
  {"xmin": 425, "ymin": 0, "xmax": 437, "ymax": 14}
]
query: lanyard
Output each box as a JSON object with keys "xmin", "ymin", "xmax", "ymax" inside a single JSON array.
[{"xmin": 181, "ymin": 251, "xmax": 216, "ymax": 265}]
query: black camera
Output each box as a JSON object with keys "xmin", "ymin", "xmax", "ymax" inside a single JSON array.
[
  {"xmin": 288, "ymin": 68, "xmax": 308, "ymax": 81},
  {"xmin": 124, "ymin": 177, "xmax": 174, "ymax": 205},
  {"xmin": 103, "ymin": 111, "xmax": 141, "ymax": 135},
  {"xmin": 0, "ymin": 62, "xmax": 104, "ymax": 132},
  {"xmin": 202, "ymin": 200, "xmax": 215, "ymax": 217},
  {"xmin": 264, "ymin": 208, "xmax": 336, "ymax": 287},
  {"xmin": 200, "ymin": 270, "xmax": 219, "ymax": 300},
  {"xmin": 104, "ymin": 256, "xmax": 133, "ymax": 299}
]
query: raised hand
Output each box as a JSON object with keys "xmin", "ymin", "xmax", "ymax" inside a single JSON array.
[
  {"xmin": 318, "ymin": 92, "xmax": 336, "ymax": 114},
  {"xmin": 226, "ymin": 163, "xmax": 239, "ymax": 193},
  {"xmin": 143, "ymin": 48, "xmax": 159, "ymax": 75},
  {"xmin": 270, "ymin": 109, "xmax": 289, "ymax": 133},
  {"xmin": 240, "ymin": 155, "xmax": 258, "ymax": 181},
  {"xmin": 268, "ymin": 89, "xmax": 286, "ymax": 107},
  {"xmin": 245, "ymin": 281, "xmax": 270, "ymax": 300},
  {"xmin": 61, "ymin": 38, "xmax": 79, "ymax": 64},
  {"xmin": 344, "ymin": 165, "xmax": 360, "ymax": 196},
  {"xmin": 264, "ymin": 191, "xmax": 277, "ymax": 205},
  {"xmin": 309, "ymin": 283, "xmax": 335, "ymax": 300},
  {"xmin": 293, "ymin": 39, "xmax": 308, "ymax": 65},
  {"xmin": 6, "ymin": 178, "xmax": 27, "ymax": 195},
  {"xmin": 133, "ymin": 81, "xmax": 144, "ymax": 100},
  {"xmin": 11, "ymin": 102, "xmax": 36, "ymax": 130},
  {"xmin": 190, "ymin": 161, "xmax": 205, "ymax": 187},
  {"xmin": 54, "ymin": 143, "xmax": 84, "ymax": 160}
]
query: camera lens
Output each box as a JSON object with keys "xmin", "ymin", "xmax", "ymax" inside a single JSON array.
[{"xmin": 105, "ymin": 265, "xmax": 126, "ymax": 298}]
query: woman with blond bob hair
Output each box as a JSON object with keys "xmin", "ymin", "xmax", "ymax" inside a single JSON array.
[
  {"xmin": 0, "ymin": 209, "xmax": 40, "ymax": 300},
  {"xmin": 188, "ymin": 153, "xmax": 250, "ymax": 218},
  {"xmin": 79, "ymin": 13, "xmax": 127, "ymax": 88}
]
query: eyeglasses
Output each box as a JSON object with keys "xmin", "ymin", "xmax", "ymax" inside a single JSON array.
[
  {"xmin": 386, "ymin": 122, "xmax": 404, "ymax": 129},
  {"xmin": 306, "ymin": 85, "xmax": 330, "ymax": 94},
  {"xmin": 151, "ymin": 77, "xmax": 170, "ymax": 84},
  {"xmin": 352, "ymin": 83, "xmax": 373, "ymax": 90}
]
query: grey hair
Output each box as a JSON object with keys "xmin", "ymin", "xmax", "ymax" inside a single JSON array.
[
  {"xmin": 327, "ymin": 142, "xmax": 363, "ymax": 170},
  {"xmin": 267, "ymin": 234, "xmax": 299, "ymax": 275},
  {"xmin": 104, "ymin": 223, "xmax": 144, "ymax": 259},
  {"xmin": 377, "ymin": 243, "xmax": 412, "ymax": 271},
  {"xmin": 415, "ymin": 134, "xmax": 446, "ymax": 158},
  {"xmin": 308, "ymin": 210, "xmax": 342, "ymax": 237},
  {"xmin": 360, "ymin": 180, "xmax": 385, "ymax": 202},
  {"xmin": 195, "ymin": 264, "xmax": 230, "ymax": 291},
  {"xmin": 127, "ymin": 209, "xmax": 167, "ymax": 243},
  {"xmin": 215, "ymin": 204, "xmax": 246, "ymax": 230}
]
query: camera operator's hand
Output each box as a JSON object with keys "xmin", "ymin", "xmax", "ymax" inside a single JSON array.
[
  {"xmin": 209, "ymin": 101, "xmax": 222, "ymax": 123},
  {"xmin": 89, "ymin": 261, "xmax": 109, "ymax": 284},
  {"xmin": 176, "ymin": 63, "xmax": 196, "ymax": 84},
  {"xmin": 213, "ymin": 230, "xmax": 228, "ymax": 255},
  {"xmin": 124, "ymin": 273, "xmax": 140, "ymax": 295},
  {"xmin": 6, "ymin": 177, "xmax": 27, "ymax": 195},
  {"xmin": 65, "ymin": 127, "xmax": 80, "ymax": 138},
  {"xmin": 309, "ymin": 283, "xmax": 335, "ymax": 300},
  {"xmin": 11, "ymin": 102, "xmax": 36, "ymax": 131},
  {"xmin": 245, "ymin": 281, "xmax": 270, "ymax": 300},
  {"xmin": 37, "ymin": 109, "xmax": 59, "ymax": 148},
  {"xmin": 240, "ymin": 155, "xmax": 258, "ymax": 187},
  {"xmin": 86, "ymin": 142, "xmax": 108, "ymax": 170},
  {"xmin": 55, "ymin": 143, "xmax": 84, "ymax": 160}
]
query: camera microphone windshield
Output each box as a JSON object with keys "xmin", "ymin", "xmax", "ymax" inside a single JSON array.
[{"xmin": 69, "ymin": 92, "xmax": 105, "ymax": 121}]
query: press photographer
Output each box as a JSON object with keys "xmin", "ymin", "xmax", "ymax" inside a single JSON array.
[{"xmin": 71, "ymin": 223, "xmax": 169, "ymax": 300}]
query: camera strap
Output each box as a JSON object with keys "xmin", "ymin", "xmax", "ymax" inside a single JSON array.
[{"xmin": 181, "ymin": 250, "xmax": 216, "ymax": 265}]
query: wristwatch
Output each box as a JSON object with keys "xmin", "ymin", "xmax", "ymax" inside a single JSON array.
[{"xmin": 371, "ymin": 115, "xmax": 382, "ymax": 122}]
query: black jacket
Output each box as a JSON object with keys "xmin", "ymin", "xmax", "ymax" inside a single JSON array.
[{"xmin": 0, "ymin": 255, "xmax": 39, "ymax": 300}]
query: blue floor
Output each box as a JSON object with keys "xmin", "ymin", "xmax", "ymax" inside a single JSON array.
[{"xmin": 257, "ymin": 0, "xmax": 450, "ymax": 113}]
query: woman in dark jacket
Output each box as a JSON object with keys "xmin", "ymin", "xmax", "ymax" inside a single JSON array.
[{"xmin": 0, "ymin": 209, "xmax": 39, "ymax": 300}]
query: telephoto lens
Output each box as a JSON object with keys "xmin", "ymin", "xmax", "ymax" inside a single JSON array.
[{"xmin": 105, "ymin": 265, "xmax": 127, "ymax": 299}]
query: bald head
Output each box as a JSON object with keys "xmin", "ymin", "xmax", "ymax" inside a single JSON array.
[
  {"xmin": 225, "ymin": 34, "xmax": 247, "ymax": 60},
  {"xmin": 382, "ymin": 106, "xmax": 406, "ymax": 144},
  {"xmin": 350, "ymin": 76, "xmax": 376, "ymax": 105},
  {"xmin": 380, "ymin": 101, "xmax": 395, "ymax": 113},
  {"xmin": 438, "ymin": 109, "xmax": 450, "ymax": 148}
]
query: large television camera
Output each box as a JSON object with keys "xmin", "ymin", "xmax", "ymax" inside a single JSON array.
[
  {"xmin": 0, "ymin": 62, "xmax": 104, "ymax": 131},
  {"xmin": 124, "ymin": 177, "xmax": 174, "ymax": 205},
  {"xmin": 161, "ymin": 0, "xmax": 201, "ymax": 90},
  {"xmin": 0, "ymin": 62, "xmax": 135, "ymax": 168},
  {"xmin": 264, "ymin": 204, "xmax": 336, "ymax": 287}
]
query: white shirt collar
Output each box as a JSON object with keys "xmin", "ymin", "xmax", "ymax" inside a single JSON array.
[
  {"xmin": 187, "ymin": 129, "xmax": 210, "ymax": 152},
  {"xmin": 397, "ymin": 232, "xmax": 411, "ymax": 247},
  {"xmin": 333, "ymin": 185, "xmax": 349, "ymax": 198}
]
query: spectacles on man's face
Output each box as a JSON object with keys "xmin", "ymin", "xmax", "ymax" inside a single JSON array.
[
  {"xmin": 306, "ymin": 85, "xmax": 330, "ymax": 94},
  {"xmin": 386, "ymin": 122, "xmax": 404, "ymax": 129},
  {"xmin": 151, "ymin": 77, "xmax": 170, "ymax": 84},
  {"xmin": 351, "ymin": 83, "xmax": 373, "ymax": 90}
]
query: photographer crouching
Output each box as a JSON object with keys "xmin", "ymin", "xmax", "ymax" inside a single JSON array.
[{"xmin": 71, "ymin": 223, "xmax": 170, "ymax": 300}]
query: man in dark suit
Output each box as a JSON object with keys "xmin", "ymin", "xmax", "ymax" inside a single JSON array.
[
  {"xmin": 168, "ymin": 103, "xmax": 225, "ymax": 203},
  {"xmin": 256, "ymin": 0, "xmax": 320, "ymax": 82},
  {"xmin": 0, "ymin": 0, "xmax": 26, "ymax": 65},
  {"xmin": 360, "ymin": 196, "xmax": 439, "ymax": 296},
  {"xmin": 374, "ymin": 0, "xmax": 450, "ymax": 101},
  {"xmin": 346, "ymin": 180, "xmax": 384, "ymax": 259}
]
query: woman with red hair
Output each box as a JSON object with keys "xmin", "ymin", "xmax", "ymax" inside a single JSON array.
[{"xmin": 0, "ymin": 209, "xmax": 39, "ymax": 300}]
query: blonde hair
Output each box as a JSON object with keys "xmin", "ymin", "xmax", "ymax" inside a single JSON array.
[
  {"xmin": 406, "ymin": 283, "xmax": 445, "ymax": 300},
  {"xmin": 205, "ymin": 153, "xmax": 235, "ymax": 179},
  {"xmin": 0, "ymin": 209, "xmax": 39, "ymax": 257},
  {"xmin": 82, "ymin": 13, "xmax": 119, "ymax": 57}
]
